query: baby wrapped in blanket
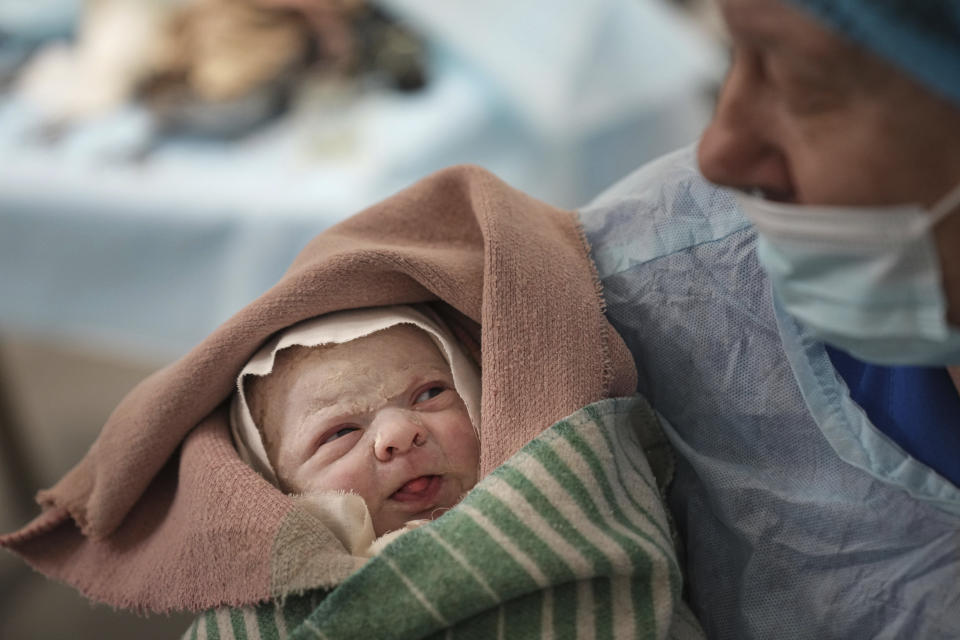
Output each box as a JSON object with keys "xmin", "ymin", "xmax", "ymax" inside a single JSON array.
[
  {"xmin": 1, "ymin": 166, "xmax": 702, "ymax": 639},
  {"xmin": 231, "ymin": 306, "xmax": 483, "ymax": 548}
]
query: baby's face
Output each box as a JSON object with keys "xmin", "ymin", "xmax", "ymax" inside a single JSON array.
[{"xmin": 253, "ymin": 325, "xmax": 479, "ymax": 536}]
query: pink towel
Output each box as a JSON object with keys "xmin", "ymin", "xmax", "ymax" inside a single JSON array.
[{"xmin": 1, "ymin": 165, "xmax": 637, "ymax": 612}]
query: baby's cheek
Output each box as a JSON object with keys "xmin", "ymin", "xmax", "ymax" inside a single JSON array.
[
  {"xmin": 295, "ymin": 458, "xmax": 377, "ymax": 501},
  {"xmin": 271, "ymin": 450, "xmax": 306, "ymax": 495},
  {"xmin": 443, "ymin": 412, "xmax": 480, "ymax": 481}
]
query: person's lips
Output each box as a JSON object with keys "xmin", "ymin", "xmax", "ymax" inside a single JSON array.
[{"xmin": 391, "ymin": 474, "xmax": 442, "ymax": 504}]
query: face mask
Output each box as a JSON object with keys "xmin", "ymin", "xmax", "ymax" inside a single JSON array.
[{"xmin": 736, "ymin": 182, "xmax": 960, "ymax": 366}]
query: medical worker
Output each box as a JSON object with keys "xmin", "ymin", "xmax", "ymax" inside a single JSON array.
[{"xmin": 580, "ymin": 0, "xmax": 960, "ymax": 638}]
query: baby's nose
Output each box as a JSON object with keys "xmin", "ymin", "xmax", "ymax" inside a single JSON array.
[{"xmin": 371, "ymin": 408, "xmax": 426, "ymax": 462}]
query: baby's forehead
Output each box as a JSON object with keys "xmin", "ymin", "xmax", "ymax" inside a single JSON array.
[{"xmin": 271, "ymin": 324, "xmax": 450, "ymax": 383}]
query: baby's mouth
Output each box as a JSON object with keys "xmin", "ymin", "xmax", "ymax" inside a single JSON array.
[{"xmin": 391, "ymin": 475, "xmax": 442, "ymax": 504}]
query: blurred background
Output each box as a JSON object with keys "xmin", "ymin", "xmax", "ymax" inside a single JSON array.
[{"xmin": 0, "ymin": 0, "xmax": 725, "ymax": 636}]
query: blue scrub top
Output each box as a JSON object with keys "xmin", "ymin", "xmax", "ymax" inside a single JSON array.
[
  {"xmin": 826, "ymin": 346, "xmax": 960, "ymax": 487},
  {"xmin": 580, "ymin": 145, "xmax": 960, "ymax": 640}
]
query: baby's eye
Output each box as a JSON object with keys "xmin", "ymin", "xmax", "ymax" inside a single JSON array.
[
  {"xmin": 321, "ymin": 426, "xmax": 360, "ymax": 445},
  {"xmin": 414, "ymin": 386, "xmax": 446, "ymax": 404}
]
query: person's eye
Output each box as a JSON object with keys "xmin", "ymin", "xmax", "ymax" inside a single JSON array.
[
  {"xmin": 321, "ymin": 425, "xmax": 360, "ymax": 445},
  {"xmin": 414, "ymin": 385, "xmax": 447, "ymax": 404}
]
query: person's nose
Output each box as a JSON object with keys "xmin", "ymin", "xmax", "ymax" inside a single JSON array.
[
  {"xmin": 697, "ymin": 48, "xmax": 795, "ymax": 200},
  {"xmin": 371, "ymin": 408, "xmax": 427, "ymax": 462}
]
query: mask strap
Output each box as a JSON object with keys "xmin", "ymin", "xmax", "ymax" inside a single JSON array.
[{"xmin": 930, "ymin": 180, "xmax": 960, "ymax": 223}]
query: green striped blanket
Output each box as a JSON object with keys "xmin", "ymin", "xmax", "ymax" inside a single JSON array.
[{"xmin": 182, "ymin": 396, "xmax": 703, "ymax": 640}]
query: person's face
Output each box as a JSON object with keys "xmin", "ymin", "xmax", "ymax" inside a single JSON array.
[
  {"xmin": 260, "ymin": 326, "xmax": 479, "ymax": 536},
  {"xmin": 698, "ymin": 0, "xmax": 960, "ymax": 321}
]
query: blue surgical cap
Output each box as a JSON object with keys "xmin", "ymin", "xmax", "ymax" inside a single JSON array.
[{"xmin": 785, "ymin": 0, "xmax": 960, "ymax": 105}]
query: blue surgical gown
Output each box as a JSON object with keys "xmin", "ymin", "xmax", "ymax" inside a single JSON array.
[{"xmin": 579, "ymin": 145, "xmax": 960, "ymax": 639}]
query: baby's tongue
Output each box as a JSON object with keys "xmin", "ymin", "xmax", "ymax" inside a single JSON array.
[
  {"xmin": 393, "ymin": 475, "xmax": 439, "ymax": 501},
  {"xmin": 399, "ymin": 476, "xmax": 431, "ymax": 494}
]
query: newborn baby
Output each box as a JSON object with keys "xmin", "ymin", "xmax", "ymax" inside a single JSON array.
[{"xmin": 230, "ymin": 306, "xmax": 481, "ymax": 537}]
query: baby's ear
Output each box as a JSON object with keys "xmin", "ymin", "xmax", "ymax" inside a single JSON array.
[
  {"xmin": 243, "ymin": 375, "xmax": 265, "ymax": 426},
  {"xmin": 244, "ymin": 374, "xmax": 286, "ymax": 478},
  {"xmin": 243, "ymin": 375, "xmax": 273, "ymax": 447}
]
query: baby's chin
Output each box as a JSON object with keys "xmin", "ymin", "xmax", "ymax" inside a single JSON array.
[
  {"xmin": 374, "ymin": 517, "xmax": 433, "ymax": 539},
  {"xmin": 373, "ymin": 485, "xmax": 471, "ymax": 537},
  {"xmin": 374, "ymin": 503, "xmax": 453, "ymax": 537}
]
